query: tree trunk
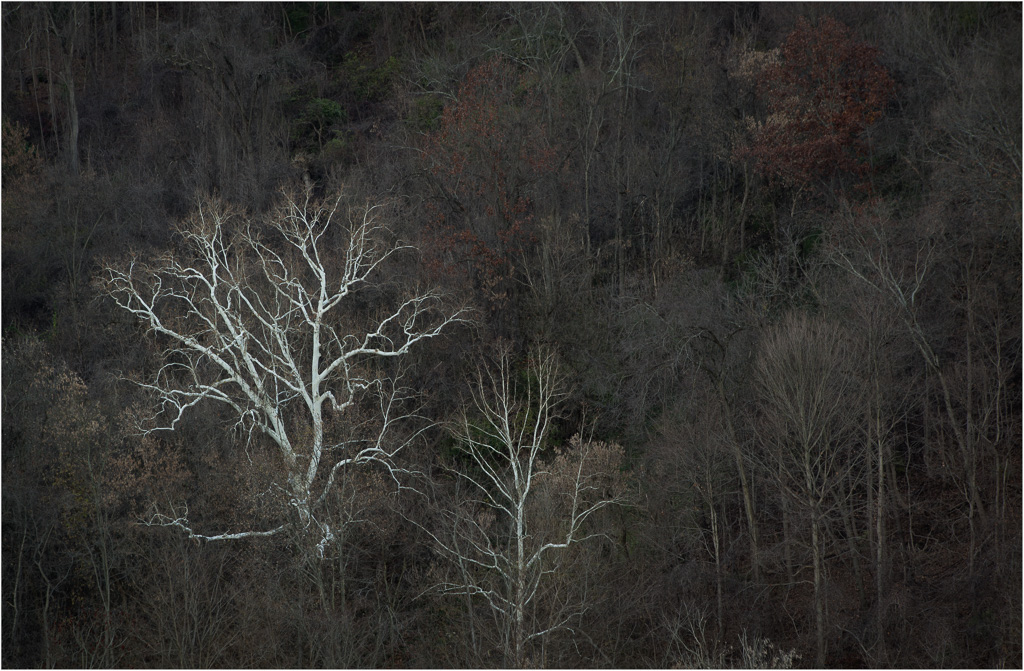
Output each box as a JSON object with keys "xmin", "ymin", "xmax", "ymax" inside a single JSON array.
[
  {"xmin": 781, "ymin": 471, "xmax": 794, "ymax": 586},
  {"xmin": 839, "ymin": 496, "xmax": 865, "ymax": 607},
  {"xmin": 614, "ymin": 106, "xmax": 625, "ymax": 299},
  {"xmin": 876, "ymin": 414, "xmax": 887, "ymax": 641},
  {"xmin": 812, "ymin": 510, "xmax": 825, "ymax": 667},
  {"xmin": 44, "ymin": 18, "xmax": 59, "ymax": 157},
  {"xmin": 29, "ymin": 15, "xmax": 47, "ymax": 154},
  {"xmin": 710, "ymin": 502, "xmax": 723, "ymax": 640},
  {"xmin": 65, "ymin": 68, "xmax": 80, "ymax": 175},
  {"xmin": 719, "ymin": 377, "xmax": 760, "ymax": 581},
  {"xmin": 513, "ymin": 501, "xmax": 527, "ymax": 668}
]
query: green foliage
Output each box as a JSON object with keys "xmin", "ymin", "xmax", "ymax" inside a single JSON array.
[
  {"xmin": 407, "ymin": 94, "xmax": 444, "ymax": 132},
  {"xmin": 948, "ymin": 3, "xmax": 983, "ymax": 37},
  {"xmin": 322, "ymin": 130, "xmax": 351, "ymax": 162},
  {"xmin": 799, "ymin": 226, "xmax": 823, "ymax": 258},
  {"xmin": 305, "ymin": 97, "xmax": 347, "ymax": 128},
  {"xmin": 285, "ymin": 5, "xmax": 312, "ymax": 35},
  {"xmin": 284, "ymin": 3, "xmax": 333, "ymax": 37},
  {"xmin": 343, "ymin": 53, "xmax": 400, "ymax": 102},
  {"xmin": 873, "ymin": 147, "xmax": 927, "ymax": 214},
  {"xmin": 292, "ymin": 97, "xmax": 347, "ymax": 151}
]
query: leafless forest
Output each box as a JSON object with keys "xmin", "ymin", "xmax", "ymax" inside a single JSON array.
[{"xmin": 2, "ymin": 3, "xmax": 1020, "ymax": 667}]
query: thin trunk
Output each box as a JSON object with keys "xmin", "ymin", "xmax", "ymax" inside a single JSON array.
[
  {"xmin": 454, "ymin": 515, "xmax": 479, "ymax": 665},
  {"xmin": 92, "ymin": 5, "xmax": 100, "ymax": 73},
  {"xmin": 738, "ymin": 162, "xmax": 751, "ymax": 254},
  {"xmin": 907, "ymin": 312, "xmax": 987, "ymax": 530},
  {"xmin": 812, "ymin": 511, "xmax": 825, "ymax": 667},
  {"xmin": 569, "ymin": 33, "xmax": 593, "ymax": 259},
  {"xmin": 612, "ymin": 14, "xmax": 633, "ymax": 299},
  {"xmin": 699, "ymin": 158, "xmax": 709, "ymax": 256},
  {"xmin": 85, "ymin": 449, "xmax": 115, "ymax": 665},
  {"xmin": 44, "ymin": 19, "xmax": 59, "ymax": 158},
  {"xmin": 110, "ymin": 3, "xmax": 117, "ymax": 55},
  {"xmin": 876, "ymin": 415, "xmax": 887, "ymax": 640},
  {"xmin": 719, "ymin": 377, "xmax": 760, "ymax": 581},
  {"xmin": 462, "ymin": 563, "xmax": 478, "ymax": 665},
  {"xmin": 135, "ymin": 4, "xmax": 144, "ymax": 56},
  {"xmin": 710, "ymin": 501, "xmax": 723, "ymax": 641},
  {"xmin": 614, "ymin": 104, "xmax": 625, "ymax": 298},
  {"xmin": 34, "ymin": 528, "xmax": 62, "ymax": 670},
  {"xmin": 47, "ymin": 6, "xmax": 80, "ymax": 174},
  {"xmin": 8, "ymin": 527, "xmax": 27, "ymax": 661},
  {"xmin": 865, "ymin": 412, "xmax": 875, "ymax": 561},
  {"xmin": 840, "ymin": 497, "xmax": 865, "ymax": 607},
  {"xmin": 65, "ymin": 69, "xmax": 79, "ymax": 175},
  {"xmin": 513, "ymin": 498, "xmax": 526, "ymax": 668},
  {"xmin": 963, "ymin": 283, "xmax": 980, "ymax": 579},
  {"xmin": 870, "ymin": 347, "xmax": 889, "ymax": 640},
  {"xmin": 582, "ymin": 120, "xmax": 597, "ymax": 258},
  {"xmin": 781, "ymin": 468, "xmax": 794, "ymax": 585},
  {"xmin": 30, "ymin": 22, "xmax": 47, "ymax": 153},
  {"xmin": 719, "ymin": 164, "xmax": 731, "ymax": 272}
]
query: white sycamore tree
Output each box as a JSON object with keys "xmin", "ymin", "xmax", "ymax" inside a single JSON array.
[
  {"xmin": 426, "ymin": 347, "xmax": 626, "ymax": 668},
  {"xmin": 103, "ymin": 190, "xmax": 466, "ymax": 555}
]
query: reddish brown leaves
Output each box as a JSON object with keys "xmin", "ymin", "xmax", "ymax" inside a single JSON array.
[
  {"xmin": 741, "ymin": 17, "xmax": 895, "ymax": 194},
  {"xmin": 421, "ymin": 56, "xmax": 557, "ymax": 306}
]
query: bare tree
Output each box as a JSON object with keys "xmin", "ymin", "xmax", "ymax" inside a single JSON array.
[
  {"xmin": 754, "ymin": 312, "xmax": 863, "ymax": 667},
  {"xmin": 425, "ymin": 346, "xmax": 625, "ymax": 668},
  {"xmin": 102, "ymin": 189, "xmax": 467, "ymax": 555},
  {"xmin": 832, "ymin": 216, "xmax": 1019, "ymax": 578}
]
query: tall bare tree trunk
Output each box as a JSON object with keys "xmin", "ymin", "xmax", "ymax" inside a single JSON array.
[
  {"xmin": 513, "ymin": 503, "xmax": 527, "ymax": 669},
  {"xmin": 65, "ymin": 69, "xmax": 79, "ymax": 175},
  {"xmin": 718, "ymin": 377, "xmax": 760, "ymax": 582},
  {"xmin": 811, "ymin": 510, "xmax": 825, "ymax": 667},
  {"xmin": 44, "ymin": 17, "xmax": 59, "ymax": 155}
]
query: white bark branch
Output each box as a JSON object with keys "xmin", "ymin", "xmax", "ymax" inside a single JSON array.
[
  {"xmin": 104, "ymin": 189, "xmax": 468, "ymax": 552},
  {"xmin": 422, "ymin": 346, "xmax": 625, "ymax": 667}
]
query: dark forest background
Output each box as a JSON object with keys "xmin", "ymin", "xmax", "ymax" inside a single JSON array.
[{"xmin": 2, "ymin": 3, "xmax": 1021, "ymax": 668}]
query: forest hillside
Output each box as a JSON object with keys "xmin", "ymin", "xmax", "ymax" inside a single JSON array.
[{"xmin": 2, "ymin": 3, "xmax": 1021, "ymax": 668}]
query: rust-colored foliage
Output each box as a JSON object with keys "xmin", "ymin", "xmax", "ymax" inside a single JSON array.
[
  {"xmin": 743, "ymin": 17, "xmax": 895, "ymax": 193},
  {"xmin": 422, "ymin": 56, "xmax": 557, "ymax": 306}
]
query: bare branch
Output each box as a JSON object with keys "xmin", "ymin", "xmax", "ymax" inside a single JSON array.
[
  {"xmin": 422, "ymin": 345, "xmax": 625, "ymax": 667},
  {"xmin": 104, "ymin": 189, "xmax": 467, "ymax": 552}
]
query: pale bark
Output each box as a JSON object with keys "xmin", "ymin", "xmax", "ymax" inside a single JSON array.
[
  {"xmin": 423, "ymin": 347, "xmax": 624, "ymax": 667},
  {"xmin": 104, "ymin": 190, "xmax": 467, "ymax": 553}
]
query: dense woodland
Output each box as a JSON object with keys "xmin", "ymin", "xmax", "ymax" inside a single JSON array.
[{"xmin": 2, "ymin": 3, "xmax": 1021, "ymax": 668}]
